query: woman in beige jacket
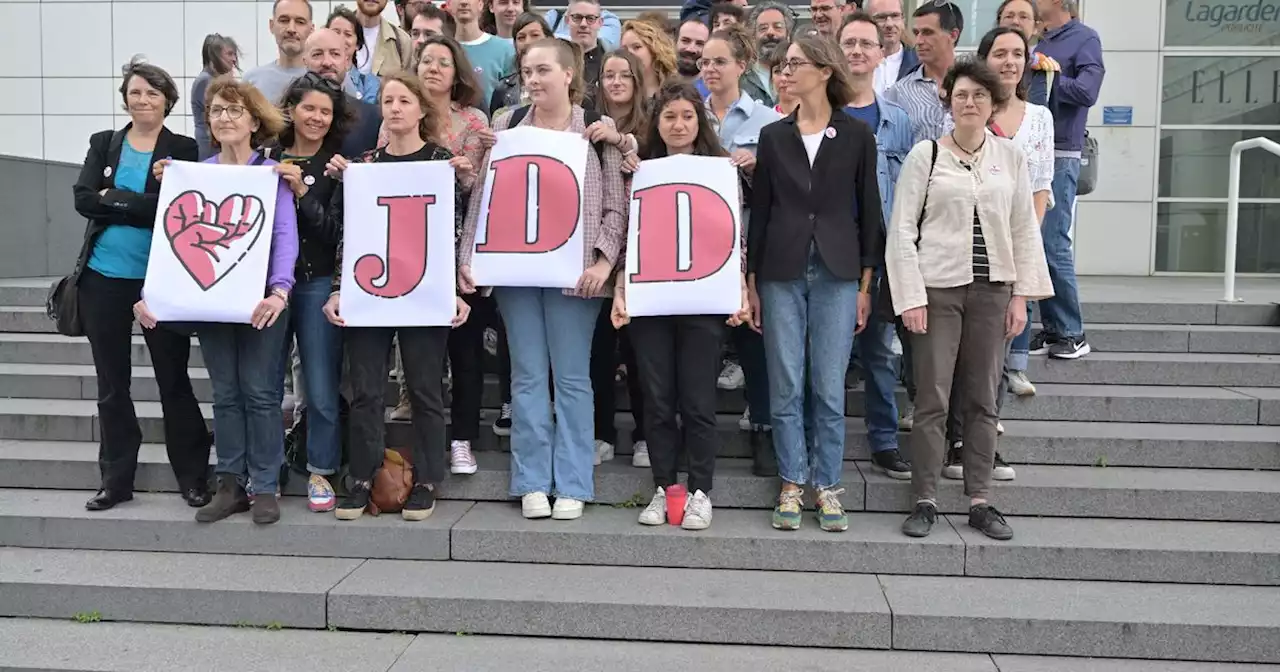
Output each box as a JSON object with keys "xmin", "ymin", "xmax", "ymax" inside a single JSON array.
[{"xmin": 885, "ymin": 60, "xmax": 1052, "ymax": 542}]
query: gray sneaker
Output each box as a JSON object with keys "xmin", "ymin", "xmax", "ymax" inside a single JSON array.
[{"xmin": 902, "ymin": 501, "xmax": 937, "ymax": 538}]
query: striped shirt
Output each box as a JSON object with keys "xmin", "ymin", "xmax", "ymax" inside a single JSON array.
[{"xmin": 883, "ymin": 66, "xmax": 951, "ymax": 146}]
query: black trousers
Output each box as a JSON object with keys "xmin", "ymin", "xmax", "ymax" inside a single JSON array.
[
  {"xmin": 347, "ymin": 326, "xmax": 448, "ymax": 484},
  {"xmin": 629, "ymin": 315, "xmax": 724, "ymax": 494},
  {"xmin": 79, "ymin": 269, "xmax": 210, "ymax": 492},
  {"xmin": 590, "ymin": 302, "xmax": 645, "ymax": 445},
  {"xmin": 449, "ymin": 293, "xmax": 511, "ymax": 441}
]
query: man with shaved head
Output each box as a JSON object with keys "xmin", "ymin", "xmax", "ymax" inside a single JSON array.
[
  {"xmin": 304, "ymin": 28, "xmax": 382, "ymax": 157},
  {"xmin": 245, "ymin": 0, "xmax": 316, "ymax": 103}
]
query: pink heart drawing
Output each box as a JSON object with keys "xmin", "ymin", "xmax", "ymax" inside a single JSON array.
[{"xmin": 163, "ymin": 190, "xmax": 266, "ymax": 290}]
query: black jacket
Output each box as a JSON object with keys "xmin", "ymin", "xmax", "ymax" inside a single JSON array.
[
  {"xmin": 747, "ymin": 107, "xmax": 883, "ymax": 282},
  {"xmin": 342, "ymin": 97, "xmax": 383, "ymax": 158},
  {"xmin": 71, "ymin": 124, "xmax": 199, "ymax": 275},
  {"xmin": 490, "ymin": 71, "xmax": 523, "ymax": 118},
  {"xmin": 263, "ymin": 144, "xmax": 341, "ymax": 282}
]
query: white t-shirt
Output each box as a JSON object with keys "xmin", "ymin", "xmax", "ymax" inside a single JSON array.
[
  {"xmin": 874, "ymin": 48, "xmax": 904, "ymax": 96},
  {"xmin": 802, "ymin": 132, "xmax": 823, "ymax": 167},
  {"xmin": 358, "ymin": 24, "xmax": 380, "ymax": 74}
]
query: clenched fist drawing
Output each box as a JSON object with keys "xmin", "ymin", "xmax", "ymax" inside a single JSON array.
[{"xmin": 163, "ymin": 190, "xmax": 266, "ymax": 290}]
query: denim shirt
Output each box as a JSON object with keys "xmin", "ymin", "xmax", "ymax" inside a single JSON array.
[
  {"xmin": 707, "ymin": 92, "xmax": 782, "ymax": 155},
  {"xmin": 846, "ymin": 96, "xmax": 912, "ymax": 233}
]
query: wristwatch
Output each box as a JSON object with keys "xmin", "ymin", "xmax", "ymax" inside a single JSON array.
[{"xmin": 270, "ymin": 287, "xmax": 290, "ymax": 304}]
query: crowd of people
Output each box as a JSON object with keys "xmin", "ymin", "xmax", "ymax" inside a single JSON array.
[{"xmin": 67, "ymin": 0, "xmax": 1103, "ymax": 540}]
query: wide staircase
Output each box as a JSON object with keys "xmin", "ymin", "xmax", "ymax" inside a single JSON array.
[{"xmin": 0, "ymin": 276, "xmax": 1278, "ymax": 671}]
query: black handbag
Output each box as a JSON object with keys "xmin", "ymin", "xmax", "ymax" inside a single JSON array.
[{"xmin": 46, "ymin": 273, "xmax": 84, "ymax": 337}]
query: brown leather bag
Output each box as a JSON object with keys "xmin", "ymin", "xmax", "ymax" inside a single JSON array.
[{"xmin": 369, "ymin": 449, "xmax": 413, "ymax": 515}]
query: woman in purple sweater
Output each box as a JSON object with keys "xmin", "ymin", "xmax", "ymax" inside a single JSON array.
[{"xmin": 150, "ymin": 76, "xmax": 299, "ymax": 525}]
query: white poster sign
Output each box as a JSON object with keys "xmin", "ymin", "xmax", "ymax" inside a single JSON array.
[
  {"xmin": 339, "ymin": 161, "xmax": 457, "ymax": 327},
  {"xmin": 142, "ymin": 160, "xmax": 278, "ymax": 323},
  {"xmin": 624, "ymin": 155, "xmax": 742, "ymax": 317},
  {"xmin": 470, "ymin": 126, "xmax": 588, "ymax": 288}
]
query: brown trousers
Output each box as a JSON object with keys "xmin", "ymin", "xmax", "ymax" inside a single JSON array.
[{"xmin": 908, "ymin": 282, "xmax": 1013, "ymax": 503}]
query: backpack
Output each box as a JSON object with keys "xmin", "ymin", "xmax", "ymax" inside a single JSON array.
[
  {"xmin": 508, "ymin": 106, "xmax": 607, "ymax": 163},
  {"xmin": 876, "ymin": 140, "xmax": 938, "ymax": 322}
]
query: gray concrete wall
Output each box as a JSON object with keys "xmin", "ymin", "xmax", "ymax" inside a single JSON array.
[{"xmin": 0, "ymin": 156, "xmax": 85, "ymax": 279}]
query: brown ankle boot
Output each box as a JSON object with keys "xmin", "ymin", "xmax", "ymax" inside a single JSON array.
[
  {"xmin": 251, "ymin": 493, "xmax": 281, "ymax": 524},
  {"xmin": 195, "ymin": 475, "xmax": 250, "ymax": 523}
]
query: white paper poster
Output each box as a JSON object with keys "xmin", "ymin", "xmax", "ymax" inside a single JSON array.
[
  {"xmin": 142, "ymin": 160, "xmax": 278, "ymax": 324},
  {"xmin": 338, "ymin": 161, "xmax": 457, "ymax": 327},
  {"xmin": 470, "ymin": 126, "xmax": 588, "ymax": 288},
  {"xmin": 624, "ymin": 155, "xmax": 742, "ymax": 317}
]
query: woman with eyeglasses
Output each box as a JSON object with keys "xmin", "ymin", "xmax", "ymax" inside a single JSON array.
[
  {"xmin": 700, "ymin": 26, "xmax": 780, "ymax": 477},
  {"xmin": 490, "ymin": 13, "xmax": 553, "ymax": 116},
  {"xmin": 323, "ymin": 72, "xmax": 473, "ymax": 522},
  {"xmin": 612, "ymin": 81, "xmax": 751, "ymax": 531},
  {"xmin": 620, "ymin": 19, "xmax": 678, "ymax": 100},
  {"xmin": 761, "ymin": 39, "xmax": 798, "ymax": 116},
  {"xmin": 256, "ymin": 73, "xmax": 354, "ymax": 513},
  {"xmin": 149, "ymin": 77, "xmax": 299, "ymax": 524},
  {"xmin": 192, "ymin": 35, "xmax": 242, "ymax": 159},
  {"xmin": 412, "ymin": 33, "xmax": 509, "ymax": 475},
  {"xmin": 74, "ymin": 59, "xmax": 208, "ymax": 512},
  {"xmin": 458, "ymin": 38, "xmax": 629, "ymax": 521},
  {"xmin": 890, "ymin": 60, "xmax": 1052, "ymax": 542},
  {"xmin": 327, "ymin": 6, "xmax": 382, "ymax": 104},
  {"xmin": 588, "ymin": 47, "xmax": 649, "ymax": 468},
  {"xmin": 748, "ymin": 37, "xmax": 882, "ymax": 534}
]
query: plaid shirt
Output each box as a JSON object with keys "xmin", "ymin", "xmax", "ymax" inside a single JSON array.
[{"xmin": 459, "ymin": 105, "xmax": 628, "ymax": 298}]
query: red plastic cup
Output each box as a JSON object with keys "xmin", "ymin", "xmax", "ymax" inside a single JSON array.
[{"xmin": 665, "ymin": 484, "xmax": 687, "ymax": 526}]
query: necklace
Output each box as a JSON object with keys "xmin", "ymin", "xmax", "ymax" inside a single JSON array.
[{"xmin": 950, "ymin": 131, "xmax": 987, "ymax": 156}]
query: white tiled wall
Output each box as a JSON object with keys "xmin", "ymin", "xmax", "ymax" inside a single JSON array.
[
  {"xmin": 1077, "ymin": 0, "xmax": 1162, "ymax": 275},
  {"xmin": 0, "ymin": 0, "xmax": 345, "ymax": 163}
]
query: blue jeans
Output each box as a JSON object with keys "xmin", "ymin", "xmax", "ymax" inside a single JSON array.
[
  {"xmin": 732, "ymin": 325, "xmax": 770, "ymax": 425},
  {"xmin": 857, "ymin": 301, "xmax": 899, "ymax": 454},
  {"xmin": 494, "ymin": 287, "xmax": 601, "ymax": 501},
  {"xmin": 1006, "ymin": 302, "xmax": 1033, "ymax": 371},
  {"xmin": 1038, "ymin": 157, "xmax": 1084, "ymax": 339},
  {"xmin": 760, "ymin": 250, "xmax": 860, "ymax": 489},
  {"xmin": 200, "ymin": 315, "xmax": 290, "ymax": 494},
  {"xmin": 279, "ymin": 277, "xmax": 343, "ymax": 475}
]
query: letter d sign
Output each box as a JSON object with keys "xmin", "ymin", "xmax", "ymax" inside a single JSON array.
[
  {"xmin": 477, "ymin": 155, "xmax": 581, "ymax": 254},
  {"xmin": 630, "ymin": 183, "xmax": 735, "ymax": 283}
]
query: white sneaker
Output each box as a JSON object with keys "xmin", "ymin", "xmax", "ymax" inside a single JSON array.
[
  {"xmin": 682, "ymin": 490, "xmax": 712, "ymax": 530},
  {"xmin": 522, "ymin": 492, "xmax": 551, "ymax": 519},
  {"xmin": 1007, "ymin": 370, "xmax": 1037, "ymax": 397},
  {"xmin": 594, "ymin": 440, "xmax": 615, "ymax": 465},
  {"xmin": 450, "ymin": 440, "xmax": 477, "ymax": 475},
  {"xmin": 632, "ymin": 440, "xmax": 650, "ymax": 468},
  {"xmin": 551, "ymin": 497, "xmax": 584, "ymax": 520},
  {"xmin": 898, "ymin": 404, "xmax": 915, "ymax": 431},
  {"xmin": 737, "ymin": 409, "xmax": 752, "ymax": 432},
  {"xmin": 717, "ymin": 361, "xmax": 744, "ymax": 390},
  {"xmin": 997, "ymin": 421, "xmax": 1005, "ymax": 435},
  {"xmin": 638, "ymin": 487, "xmax": 666, "ymax": 525}
]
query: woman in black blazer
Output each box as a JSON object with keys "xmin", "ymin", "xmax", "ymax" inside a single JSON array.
[
  {"xmin": 746, "ymin": 37, "xmax": 883, "ymax": 534},
  {"xmin": 72, "ymin": 59, "xmax": 209, "ymax": 511}
]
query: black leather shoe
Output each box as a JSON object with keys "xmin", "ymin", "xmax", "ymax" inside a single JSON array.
[
  {"xmin": 85, "ymin": 489, "xmax": 133, "ymax": 511},
  {"xmin": 182, "ymin": 486, "xmax": 212, "ymax": 508}
]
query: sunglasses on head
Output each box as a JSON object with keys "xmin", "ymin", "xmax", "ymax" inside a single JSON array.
[{"xmin": 301, "ymin": 72, "xmax": 342, "ymax": 92}]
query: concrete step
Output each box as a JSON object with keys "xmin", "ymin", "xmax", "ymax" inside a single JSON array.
[
  {"xmin": 1234, "ymin": 387, "xmax": 1280, "ymax": 426},
  {"xmin": 0, "ymin": 547, "xmax": 362, "ymax": 628},
  {"xmin": 1027, "ymin": 352, "xmax": 1280, "ymax": 387},
  {"xmin": 0, "ymin": 489, "xmax": 468, "ymax": 560},
  {"xmin": 0, "ymin": 618, "xmax": 416, "ymax": 672},
  {"xmin": 878, "ymin": 574, "xmax": 1280, "ymax": 663},
  {"xmin": 0, "ymin": 305, "xmax": 67, "ymax": 333},
  {"xmin": 0, "ymin": 398, "xmax": 213, "ymax": 442},
  {"xmin": 0, "ymin": 277, "xmax": 52, "ymax": 307},
  {"xmin": 1077, "ymin": 323, "xmax": 1280, "ymax": 355},
  {"xmin": 0, "ymin": 332, "xmax": 203, "ymax": 366},
  {"xmin": 327, "ymin": 560, "xmax": 1280, "ymax": 661},
  {"xmin": 7, "ymin": 441, "xmax": 1279, "ymax": 521},
  {"xmin": 450, "ymin": 502, "xmax": 1280, "ymax": 585},
  {"xmin": 1079, "ymin": 300, "xmax": 1277, "ymax": 327}
]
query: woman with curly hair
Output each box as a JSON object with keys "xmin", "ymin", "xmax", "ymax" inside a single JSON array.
[{"xmin": 620, "ymin": 19, "xmax": 677, "ymax": 100}]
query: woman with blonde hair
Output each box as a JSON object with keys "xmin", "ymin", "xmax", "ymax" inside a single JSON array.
[
  {"xmin": 620, "ymin": 19, "xmax": 678, "ymax": 100},
  {"xmin": 149, "ymin": 76, "xmax": 299, "ymax": 525}
]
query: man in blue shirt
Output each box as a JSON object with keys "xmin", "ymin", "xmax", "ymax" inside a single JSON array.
[
  {"xmin": 840, "ymin": 11, "xmax": 913, "ymax": 480},
  {"xmin": 546, "ymin": 0, "xmax": 621, "ymax": 50},
  {"xmin": 1027, "ymin": 0, "xmax": 1104, "ymax": 360}
]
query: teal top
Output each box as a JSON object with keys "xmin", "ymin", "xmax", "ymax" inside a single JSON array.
[{"xmin": 87, "ymin": 140, "xmax": 154, "ymax": 279}]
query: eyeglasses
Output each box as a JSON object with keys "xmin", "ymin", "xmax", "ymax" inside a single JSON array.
[
  {"xmin": 208, "ymin": 104, "xmax": 246, "ymax": 120},
  {"xmin": 696, "ymin": 57, "xmax": 734, "ymax": 70},
  {"xmin": 602, "ymin": 70, "xmax": 634, "ymax": 82},
  {"xmin": 871, "ymin": 11, "xmax": 903, "ymax": 22},
  {"xmin": 419, "ymin": 56, "xmax": 455, "ymax": 69},
  {"xmin": 809, "ymin": 4, "xmax": 836, "ymax": 13},
  {"xmin": 839, "ymin": 39, "xmax": 881, "ymax": 51},
  {"xmin": 568, "ymin": 13, "xmax": 599, "ymax": 24},
  {"xmin": 780, "ymin": 58, "xmax": 814, "ymax": 72},
  {"xmin": 952, "ymin": 90, "xmax": 991, "ymax": 104}
]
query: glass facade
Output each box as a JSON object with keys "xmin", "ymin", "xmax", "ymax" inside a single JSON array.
[{"xmin": 1158, "ymin": 4, "xmax": 1280, "ymax": 273}]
